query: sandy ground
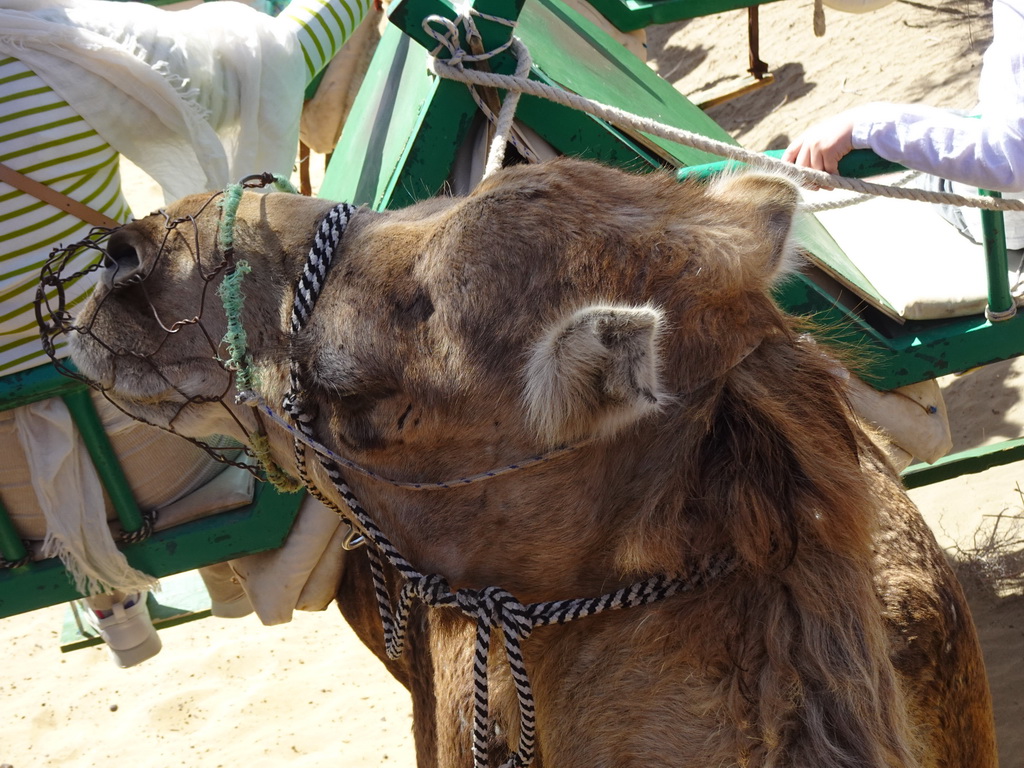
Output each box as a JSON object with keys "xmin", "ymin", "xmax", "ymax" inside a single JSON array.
[{"xmin": 2, "ymin": 1, "xmax": 1023, "ymax": 766}]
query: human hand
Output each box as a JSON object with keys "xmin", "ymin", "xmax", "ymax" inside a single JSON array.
[{"xmin": 782, "ymin": 114, "xmax": 857, "ymax": 175}]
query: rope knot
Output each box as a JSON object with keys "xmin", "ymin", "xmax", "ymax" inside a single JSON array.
[
  {"xmin": 410, "ymin": 572, "xmax": 456, "ymax": 606},
  {"xmin": 451, "ymin": 585, "xmax": 539, "ymax": 768},
  {"xmin": 465, "ymin": 585, "xmax": 532, "ymax": 641},
  {"xmin": 422, "ymin": 15, "xmax": 466, "ymax": 66}
]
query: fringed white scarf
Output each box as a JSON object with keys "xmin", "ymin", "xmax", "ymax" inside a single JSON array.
[{"xmin": 15, "ymin": 398, "xmax": 157, "ymax": 595}]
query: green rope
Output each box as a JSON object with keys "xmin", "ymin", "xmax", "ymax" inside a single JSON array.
[
  {"xmin": 216, "ymin": 260, "xmax": 254, "ymax": 392},
  {"xmin": 217, "ymin": 257, "xmax": 302, "ymax": 493},
  {"xmin": 219, "ymin": 184, "xmax": 244, "ymax": 252},
  {"xmin": 250, "ymin": 433, "xmax": 303, "ymax": 492},
  {"xmin": 218, "ymin": 174, "xmax": 297, "ymax": 252},
  {"xmin": 270, "ymin": 174, "xmax": 299, "ymax": 194},
  {"xmin": 216, "ymin": 172, "xmax": 302, "ymax": 386},
  {"xmin": 215, "ymin": 173, "xmax": 304, "ymax": 493}
]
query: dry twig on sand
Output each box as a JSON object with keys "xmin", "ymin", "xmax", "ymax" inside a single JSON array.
[{"xmin": 947, "ymin": 486, "xmax": 1024, "ymax": 598}]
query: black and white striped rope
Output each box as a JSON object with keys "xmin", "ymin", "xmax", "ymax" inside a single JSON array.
[
  {"xmin": 281, "ymin": 201, "xmax": 355, "ymax": 439},
  {"xmin": 292, "ymin": 203, "xmax": 355, "ymax": 333},
  {"xmin": 277, "ymin": 204, "xmax": 739, "ymax": 768},
  {"xmin": 277, "ymin": 202, "xmax": 371, "ymax": 540}
]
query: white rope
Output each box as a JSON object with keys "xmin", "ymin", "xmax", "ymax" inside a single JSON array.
[
  {"xmin": 423, "ymin": 12, "xmax": 540, "ymax": 170},
  {"xmin": 803, "ymin": 169, "xmax": 923, "ymax": 213},
  {"xmin": 421, "ymin": 8, "xmax": 518, "ymax": 64},
  {"xmin": 425, "ymin": 45, "xmax": 1024, "ymax": 214},
  {"xmin": 483, "ymin": 37, "xmax": 533, "ymax": 176}
]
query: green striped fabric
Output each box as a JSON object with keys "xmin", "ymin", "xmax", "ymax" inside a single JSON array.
[
  {"xmin": 0, "ymin": 56, "xmax": 131, "ymax": 376},
  {"xmin": 0, "ymin": 0, "xmax": 372, "ymax": 376},
  {"xmin": 283, "ymin": 0, "xmax": 373, "ymax": 83}
]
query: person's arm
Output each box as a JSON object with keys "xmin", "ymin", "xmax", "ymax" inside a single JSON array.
[
  {"xmin": 784, "ymin": 0, "xmax": 1024, "ymax": 192},
  {"xmin": 784, "ymin": 101, "xmax": 1024, "ymax": 193},
  {"xmin": 780, "ymin": 111, "xmax": 858, "ymax": 176},
  {"xmin": 848, "ymin": 103, "xmax": 1024, "ymax": 193}
]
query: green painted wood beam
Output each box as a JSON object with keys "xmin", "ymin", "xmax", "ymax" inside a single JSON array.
[
  {"xmin": 320, "ymin": 23, "xmax": 481, "ymax": 209},
  {"xmin": 779, "ymin": 281, "xmax": 1024, "ymax": 391},
  {"xmin": 389, "ymin": 0, "xmax": 525, "ymax": 63},
  {"xmin": 0, "ymin": 481, "xmax": 304, "ymax": 620},
  {"xmin": 980, "ymin": 191, "xmax": 1014, "ymax": 318},
  {"xmin": 0, "ymin": 497, "xmax": 29, "ymax": 565},
  {"xmin": 902, "ymin": 437, "xmax": 1024, "ymax": 489},
  {"xmin": 384, "ymin": 0, "xmax": 681, "ymax": 182},
  {"xmin": 0, "ymin": 362, "xmax": 306, "ymax": 619},
  {"xmin": 676, "ymin": 148, "xmax": 905, "ymax": 181},
  {"xmin": 0, "ymin": 361, "xmax": 85, "ymax": 410},
  {"xmin": 514, "ymin": 0, "xmax": 734, "ymax": 168},
  {"xmin": 333, "ymin": 0, "xmax": 743, "ymax": 211},
  {"xmin": 63, "ymin": 388, "xmax": 145, "ymax": 535},
  {"xmin": 1, "ymin": 364, "xmax": 145, "ymax": 536}
]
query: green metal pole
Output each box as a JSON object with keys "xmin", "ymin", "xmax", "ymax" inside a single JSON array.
[
  {"xmin": 61, "ymin": 389, "xmax": 145, "ymax": 535},
  {"xmin": 0, "ymin": 498, "xmax": 29, "ymax": 565},
  {"xmin": 980, "ymin": 189, "xmax": 1015, "ymax": 321},
  {"xmin": 903, "ymin": 435, "xmax": 1024, "ymax": 488},
  {"xmin": 0, "ymin": 364, "xmax": 85, "ymax": 565}
]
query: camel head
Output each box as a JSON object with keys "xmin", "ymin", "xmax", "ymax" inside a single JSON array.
[
  {"xmin": 66, "ymin": 156, "xmax": 997, "ymax": 768},
  {"xmin": 70, "ymin": 158, "xmax": 868, "ymax": 599}
]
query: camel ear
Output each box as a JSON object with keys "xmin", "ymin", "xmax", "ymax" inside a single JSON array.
[
  {"xmin": 524, "ymin": 304, "xmax": 665, "ymax": 445},
  {"xmin": 708, "ymin": 172, "xmax": 801, "ymax": 285}
]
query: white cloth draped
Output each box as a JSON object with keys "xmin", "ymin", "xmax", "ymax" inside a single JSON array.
[
  {"xmin": 14, "ymin": 398, "xmax": 157, "ymax": 595},
  {"xmin": 0, "ymin": 0, "xmax": 306, "ymax": 201}
]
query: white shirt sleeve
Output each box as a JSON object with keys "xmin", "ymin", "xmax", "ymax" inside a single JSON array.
[{"xmin": 849, "ymin": 0, "xmax": 1024, "ymax": 193}]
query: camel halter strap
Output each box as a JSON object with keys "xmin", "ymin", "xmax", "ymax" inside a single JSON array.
[{"xmin": 271, "ymin": 204, "xmax": 739, "ymax": 768}]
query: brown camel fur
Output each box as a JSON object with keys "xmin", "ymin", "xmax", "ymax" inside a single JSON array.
[
  {"xmin": 69, "ymin": 157, "xmax": 996, "ymax": 768},
  {"xmin": 334, "ymin": 549, "xmax": 509, "ymax": 767}
]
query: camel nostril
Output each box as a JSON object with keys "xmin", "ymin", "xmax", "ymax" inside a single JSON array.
[{"xmin": 104, "ymin": 230, "xmax": 143, "ymax": 284}]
